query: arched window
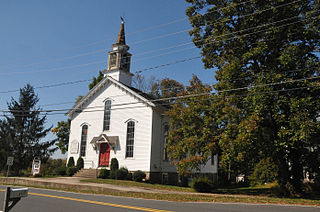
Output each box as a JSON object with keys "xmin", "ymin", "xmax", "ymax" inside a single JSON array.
[
  {"xmin": 80, "ymin": 125, "xmax": 88, "ymax": 157},
  {"xmin": 163, "ymin": 124, "xmax": 169, "ymax": 161},
  {"xmin": 125, "ymin": 121, "xmax": 135, "ymax": 158},
  {"xmin": 103, "ymin": 100, "xmax": 111, "ymax": 131}
]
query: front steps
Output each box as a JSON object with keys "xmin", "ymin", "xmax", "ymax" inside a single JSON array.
[{"xmin": 73, "ymin": 168, "xmax": 98, "ymax": 178}]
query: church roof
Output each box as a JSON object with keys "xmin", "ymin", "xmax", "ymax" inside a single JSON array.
[
  {"xmin": 66, "ymin": 76, "xmax": 167, "ymax": 117},
  {"xmin": 116, "ymin": 21, "xmax": 126, "ymax": 45}
]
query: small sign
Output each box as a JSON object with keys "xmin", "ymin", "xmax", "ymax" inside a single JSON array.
[
  {"xmin": 7, "ymin": 157, "xmax": 14, "ymax": 166},
  {"xmin": 70, "ymin": 140, "xmax": 79, "ymax": 154},
  {"xmin": 32, "ymin": 158, "xmax": 41, "ymax": 175}
]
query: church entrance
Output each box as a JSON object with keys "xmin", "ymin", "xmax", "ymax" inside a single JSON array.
[{"xmin": 99, "ymin": 143, "xmax": 110, "ymax": 167}]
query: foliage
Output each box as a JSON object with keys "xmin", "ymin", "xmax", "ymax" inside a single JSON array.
[
  {"xmin": 186, "ymin": 0, "xmax": 320, "ymax": 195},
  {"xmin": 76, "ymin": 157, "xmax": 84, "ymax": 170},
  {"xmin": 110, "ymin": 158, "xmax": 119, "ymax": 171},
  {"xmin": 190, "ymin": 177, "xmax": 214, "ymax": 193},
  {"xmin": 99, "ymin": 169, "xmax": 110, "ymax": 179},
  {"xmin": 0, "ymin": 84, "xmax": 57, "ymax": 175},
  {"xmin": 115, "ymin": 167, "xmax": 129, "ymax": 180},
  {"xmin": 52, "ymin": 119, "xmax": 70, "ymax": 154},
  {"xmin": 127, "ymin": 172, "xmax": 133, "ymax": 181},
  {"xmin": 167, "ymin": 75, "xmax": 218, "ymax": 175},
  {"xmin": 249, "ymin": 158, "xmax": 278, "ymax": 186},
  {"xmin": 67, "ymin": 157, "xmax": 75, "ymax": 167},
  {"xmin": 53, "ymin": 167, "xmax": 66, "ymax": 176},
  {"xmin": 132, "ymin": 170, "xmax": 146, "ymax": 182},
  {"xmin": 66, "ymin": 166, "xmax": 78, "ymax": 176},
  {"xmin": 38, "ymin": 158, "xmax": 66, "ymax": 176},
  {"xmin": 89, "ymin": 70, "xmax": 104, "ymax": 90},
  {"xmin": 109, "ymin": 158, "xmax": 119, "ymax": 179},
  {"xmin": 151, "ymin": 78, "xmax": 184, "ymax": 103}
]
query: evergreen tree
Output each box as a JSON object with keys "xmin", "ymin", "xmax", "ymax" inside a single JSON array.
[
  {"xmin": 89, "ymin": 70, "xmax": 104, "ymax": 90},
  {"xmin": 0, "ymin": 119, "xmax": 10, "ymax": 171},
  {"xmin": 186, "ymin": 0, "xmax": 320, "ymax": 195},
  {"xmin": 1, "ymin": 84, "xmax": 57, "ymax": 175}
]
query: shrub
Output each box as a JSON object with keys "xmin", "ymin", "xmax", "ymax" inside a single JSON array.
[
  {"xmin": 249, "ymin": 157, "xmax": 278, "ymax": 186},
  {"xmin": 116, "ymin": 167, "xmax": 129, "ymax": 180},
  {"xmin": 99, "ymin": 169, "xmax": 110, "ymax": 179},
  {"xmin": 21, "ymin": 168, "xmax": 32, "ymax": 177},
  {"xmin": 76, "ymin": 157, "xmax": 84, "ymax": 170},
  {"xmin": 67, "ymin": 157, "xmax": 75, "ymax": 167},
  {"xmin": 53, "ymin": 167, "xmax": 66, "ymax": 176},
  {"xmin": 110, "ymin": 171, "xmax": 116, "ymax": 179},
  {"xmin": 110, "ymin": 158, "xmax": 119, "ymax": 171},
  {"xmin": 127, "ymin": 172, "xmax": 133, "ymax": 181},
  {"xmin": 191, "ymin": 177, "xmax": 214, "ymax": 193},
  {"xmin": 132, "ymin": 170, "xmax": 146, "ymax": 182},
  {"xmin": 66, "ymin": 166, "xmax": 78, "ymax": 176},
  {"xmin": 34, "ymin": 173, "xmax": 42, "ymax": 178}
]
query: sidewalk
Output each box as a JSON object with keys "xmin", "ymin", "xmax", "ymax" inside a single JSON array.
[
  {"xmin": 0, "ymin": 177, "xmax": 167, "ymax": 194},
  {"xmin": 0, "ymin": 177, "xmax": 241, "ymax": 197}
]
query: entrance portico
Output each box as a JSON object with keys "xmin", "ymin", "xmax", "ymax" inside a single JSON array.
[{"xmin": 90, "ymin": 134, "xmax": 118, "ymax": 168}]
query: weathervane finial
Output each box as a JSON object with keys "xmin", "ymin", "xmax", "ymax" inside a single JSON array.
[{"xmin": 120, "ymin": 16, "xmax": 125, "ymax": 23}]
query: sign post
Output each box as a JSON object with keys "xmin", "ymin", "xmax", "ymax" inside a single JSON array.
[
  {"xmin": 2, "ymin": 187, "xmax": 28, "ymax": 212},
  {"xmin": 6, "ymin": 157, "xmax": 14, "ymax": 183}
]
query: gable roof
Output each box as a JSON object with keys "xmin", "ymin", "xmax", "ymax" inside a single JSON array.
[
  {"xmin": 66, "ymin": 76, "xmax": 161, "ymax": 117},
  {"xmin": 90, "ymin": 133, "xmax": 118, "ymax": 147}
]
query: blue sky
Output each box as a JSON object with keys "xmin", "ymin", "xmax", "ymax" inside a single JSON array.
[{"xmin": 0, "ymin": 0, "xmax": 216, "ymax": 158}]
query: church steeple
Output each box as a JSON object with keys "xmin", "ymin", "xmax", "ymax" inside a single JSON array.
[
  {"xmin": 104, "ymin": 20, "xmax": 132, "ymax": 86},
  {"xmin": 116, "ymin": 21, "xmax": 126, "ymax": 45}
]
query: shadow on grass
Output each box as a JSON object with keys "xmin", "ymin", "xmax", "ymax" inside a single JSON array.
[{"xmin": 214, "ymin": 186, "xmax": 320, "ymax": 200}]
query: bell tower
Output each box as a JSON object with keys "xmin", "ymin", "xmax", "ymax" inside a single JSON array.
[{"xmin": 104, "ymin": 20, "xmax": 133, "ymax": 86}]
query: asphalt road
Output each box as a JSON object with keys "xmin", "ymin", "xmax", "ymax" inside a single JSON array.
[{"xmin": 0, "ymin": 186, "xmax": 319, "ymax": 212}]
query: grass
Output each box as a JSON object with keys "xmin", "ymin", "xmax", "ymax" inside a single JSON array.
[
  {"xmin": 1, "ymin": 182, "xmax": 320, "ymax": 206},
  {"xmin": 81, "ymin": 178, "xmax": 194, "ymax": 192}
]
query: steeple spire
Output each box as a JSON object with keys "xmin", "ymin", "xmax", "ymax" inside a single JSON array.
[
  {"xmin": 105, "ymin": 19, "xmax": 132, "ymax": 86},
  {"xmin": 116, "ymin": 18, "xmax": 126, "ymax": 45}
]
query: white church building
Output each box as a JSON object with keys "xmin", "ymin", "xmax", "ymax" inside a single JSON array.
[{"xmin": 66, "ymin": 21, "xmax": 217, "ymax": 184}]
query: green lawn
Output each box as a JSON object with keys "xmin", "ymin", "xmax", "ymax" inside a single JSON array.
[{"xmin": 81, "ymin": 178, "xmax": 194, "ymax": 192}]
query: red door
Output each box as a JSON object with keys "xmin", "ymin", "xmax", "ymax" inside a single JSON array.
[{"xmin": 99, "ymin": 143, "xmax": 111, "ymax": 166}]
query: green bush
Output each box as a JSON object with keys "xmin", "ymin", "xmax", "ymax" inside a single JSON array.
[
  {"xmin": 66, "ymin": 166, "xmax": 78, "ymax": 176},
  {"xmin": 34, "ymin": 173, "xmax": 42, "ymax": 178},
  {"xmin": 116, "ymin": 167, "xmax": 129, "ymax": 180},
  {"xmin": 99, "ymin": 169, "xmax": 110, "ymax": 179},
  {"xmin": 76, "ymin": 157, "xmax": 84, "ymax": 170},
  {"xmin": 109, "ymin": 158, "xmax": 119, "ymax": 179},
  {"xmin": 191, "ymin": 177, "xmax": 214, "ymax": 193},
  {"xmin": 67, "ymin": 157, "xmax": 75, "ymax": 167},
  {"xmin": 249, "ymin": 157, "xmax": 278, "ymax": 186},
  {"xmin": 110, "ymin": 158, "xmax": 119, "ymax": 171},
  {"xmin": 132, "ymin": 170, "xmax": 146, "ymax": 182},
  {"xmin": 109, "ymin": 171, "xmax": 116, "ymax": 179},
  {"xmin": 127, "ymin": 172, "xmax": 133, "ymax": 181},
  {"xmin": 53, "ymin": 167, "xmax": 66, "ymax": 176}
]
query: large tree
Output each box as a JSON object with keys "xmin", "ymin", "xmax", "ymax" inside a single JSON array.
[
  {"xmin": 186, "ymin": 0, "xmax": 320, "ymax": 195},
  {"xmin": 151, "ymin": 78, "xmax": 185, "ymax": 103},
  {"xmin": 167, "ymin": 75, "xmax": 218, "ymax": 175},
  {"xmin": 0, "ymin": 84, "xmax": 57, "ymax": 175}
]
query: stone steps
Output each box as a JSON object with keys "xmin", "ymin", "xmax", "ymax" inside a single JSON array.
[{"xmin": 73, "ymin": 168, "xmax": 98, "ymax": 178}]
